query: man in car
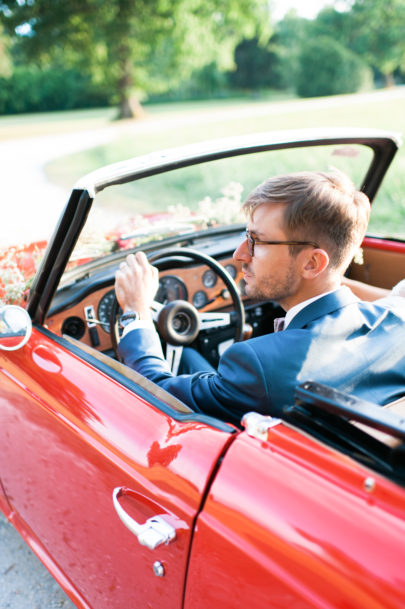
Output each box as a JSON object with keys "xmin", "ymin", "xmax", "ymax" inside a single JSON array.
[{"xmin": 114, "ymin": 170, "xmax": 405, "ymax": 425}]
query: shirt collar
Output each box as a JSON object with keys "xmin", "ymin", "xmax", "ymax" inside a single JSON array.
[{"xmin": 283, "ymin": 288, "xmax": 339, "ymax": 329}]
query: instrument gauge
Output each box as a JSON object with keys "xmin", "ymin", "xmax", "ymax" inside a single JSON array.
[
  {"xmin": 202, "ymin": 269, "xmax": 217, "ymax": 289},
  {"xmin": 224, "ymin": 264, "xmax": 237, "ymax": 279},
  {"xmin": 238, "ymin": 279, "xmax": 247, "ymax": 297},
  {"xmin": 156, "ymin": 275, "xmax": 188, "ymax": 304},
  {"xmin": 98, "ymin": 289, "xmax": 116, "ymax": 333},
  {"xmin": 193, "ymin": 290, "xmax": 208, "ymax": 309}
]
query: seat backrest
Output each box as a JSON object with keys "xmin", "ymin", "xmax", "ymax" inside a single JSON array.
[{"xmin": 384, "ymin": 395, "xmax": 405, "ymax": 415}]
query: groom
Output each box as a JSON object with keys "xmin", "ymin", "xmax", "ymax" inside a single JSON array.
[{"xmin": 115, "ymin": 170, "xmax": 405, "ymax": 425}]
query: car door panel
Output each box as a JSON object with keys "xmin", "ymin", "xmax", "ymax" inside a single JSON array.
[
  {"xmin": 350, "ymin": 237, "xmax": 405, "ymax": 288},
  {"xmin": 185, "ymin": 425, "xmax": 405, "ymax": 609},
  {"xmin": 0, "ymin": 328, "xmax": 234, "ymax": 609}
]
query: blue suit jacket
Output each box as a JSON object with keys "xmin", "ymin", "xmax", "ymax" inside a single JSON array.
[{"xmin": 118, "ymin": 287, "xmax": 405, "ymax": 426}]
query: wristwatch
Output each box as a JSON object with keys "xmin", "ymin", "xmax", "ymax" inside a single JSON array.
[{"xmin": 119, "ymin": 310, "xmax": 141, "ymax": 328}]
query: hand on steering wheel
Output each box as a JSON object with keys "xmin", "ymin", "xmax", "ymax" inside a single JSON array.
[{"xmin": 111, "ymin": 247, "xmax": 245, "ymax": 373}]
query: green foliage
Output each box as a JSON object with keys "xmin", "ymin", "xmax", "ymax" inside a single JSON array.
[
  {"xmin": 1, "ymin": 0, "xmax": 405, "ymax": 113},
  {"xmin": 0, "ymin": 66, "xmax": 112, "ymax": 114},
  {"xmin": 350, "ymin": 0, "xmax": 405, "ymax": 83},
  {"xmin": 296, "ymin": 36, "xmax": 372, "ymax": 98},
  {"xmin": 0, "ymin": 23, "xmax": 12, "ymax": 77},
  {"xmin": 228, "ymin": 37, "xmax": 281, "ymax": 89},
  {"xmin": 271, "ymin": 13, "xmax": 310, "ymax": 91},
  {"xmin": 305, "ymin": 1, "xmax": 405, "ymax": 87},
  {"xmin": 0, "ymin": 0, "xmax": 270, "ymax": 117},
  {"xmin": 145, "ymin": 62, "xmax": 231, "ymax": 103},
  {"xmin": 309, "ymin": 6, "xmax": 354, "ymax": 47}
]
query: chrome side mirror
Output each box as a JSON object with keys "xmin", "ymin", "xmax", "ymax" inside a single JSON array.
[{"xmin": 0, "ymin": 305, "xmax": 32, "ymax": 351}]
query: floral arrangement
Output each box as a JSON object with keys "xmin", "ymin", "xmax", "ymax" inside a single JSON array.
[
  {"xmin": 168, "ymin": 182, "xmax": 245, "ymax": 228},
  {"xmin": 0, "ymin": 242, "xmax": 47, "ymax": 307}
]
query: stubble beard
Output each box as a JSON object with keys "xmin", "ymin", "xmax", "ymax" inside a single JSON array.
[{"xmin": 243, "ymin": 262, "xmax": 299, "ymax": 305}]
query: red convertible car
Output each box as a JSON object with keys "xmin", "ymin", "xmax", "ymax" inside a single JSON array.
[{"xmin": 0, "ymin": 129, "xmax": 404, "ymax": 609}]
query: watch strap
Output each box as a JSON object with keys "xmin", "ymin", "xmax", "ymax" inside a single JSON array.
[{"xmin": 119, "ymin": 310, "xmax": 141, "ymax": 328}]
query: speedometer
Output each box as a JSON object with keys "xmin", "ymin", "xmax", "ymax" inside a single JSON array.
[
  {"xmin": 97, "ymin": 276, "xmax": 187, "ymax": 332},
  {"xmin": 156, "ymin": 275, "xmax": 188, "ymax": 304}
]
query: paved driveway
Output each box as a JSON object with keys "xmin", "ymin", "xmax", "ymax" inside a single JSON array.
[
  {"xmin": 0, "ymin": 512, "xmax": 76, "ymax": 608},
  {"xmin": 0, "ymin": 128, "xmax": 117, "ymax": 249}
]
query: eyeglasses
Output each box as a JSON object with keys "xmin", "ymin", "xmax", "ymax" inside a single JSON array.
[{"xmin": 245, "ymin": 229, "xmax": 319, "ymax": 257}]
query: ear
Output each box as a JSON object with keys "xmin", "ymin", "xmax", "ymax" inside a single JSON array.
[{"xmin": 300, "ymin": 248, "xmax": 330, "ymax": 279}]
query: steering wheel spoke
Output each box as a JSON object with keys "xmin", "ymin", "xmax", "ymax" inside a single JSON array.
[
  {"xmin": 150, "ymin": 300, "xmax": 163, "ymax": 322},
  {"xmin": 198, "ymin": 311, "xmax": 231, "ymax": 331},
  {"xmin": 165, "ymin": 344, "xmax": 184, "ymax": 375}
]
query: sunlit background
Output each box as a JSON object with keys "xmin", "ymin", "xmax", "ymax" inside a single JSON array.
[
  {"xmin": 272, "ymin": 0, "xmax": 342, "ymax": 20},
  {"xmin": 0, "ymin": 0, "xmax": 404, "ymax": 247}
]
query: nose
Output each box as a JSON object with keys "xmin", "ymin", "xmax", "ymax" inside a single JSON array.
[{"xmin": 233, "ymin": 237, "xmax": 251, "ymax": 262}]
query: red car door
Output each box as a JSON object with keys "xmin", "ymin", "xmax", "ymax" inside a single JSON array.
[
  {"xmin": 185, "ymin": 421, "xmax": 405, "ymax": 609},
  {"xmin": 0, "ymin": 327, "xmax": 235, "ymax": 609}
]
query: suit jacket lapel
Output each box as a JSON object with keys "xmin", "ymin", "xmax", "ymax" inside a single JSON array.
[{"xmin": 286, "ymin": 287, "xmax": 359, "ymax": 330}]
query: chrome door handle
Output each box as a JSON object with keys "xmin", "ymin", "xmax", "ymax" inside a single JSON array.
[{"xmin": 112, "ymin": 487, "xmax": 176, "ymax": 550}]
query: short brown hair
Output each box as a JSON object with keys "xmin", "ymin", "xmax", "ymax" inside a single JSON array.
[{"xmin": 243, "ymin": 170, "xmax": 370, "ymax": 270}]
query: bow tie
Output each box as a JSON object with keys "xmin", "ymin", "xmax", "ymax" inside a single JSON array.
[{"xmin": 273, "ymin": 317, "xmax": 285, "ymax": 332}]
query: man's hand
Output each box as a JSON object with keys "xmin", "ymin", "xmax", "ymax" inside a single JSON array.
[{"xmin": 114, "ymin": 252, "xmax": 159, "ymax": 319}]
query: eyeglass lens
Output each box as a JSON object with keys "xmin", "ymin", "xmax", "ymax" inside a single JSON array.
[{"xmin": 246, "ymin": 231, "xmax": 254, "ymax": 256}]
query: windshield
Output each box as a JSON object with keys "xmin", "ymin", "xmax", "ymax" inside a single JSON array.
[
  {"xmin": 64, "ymin": 142, "xmax": 373, "ymax": 278},
  {"xmin": 2, "ymin": 138, "xmax": 397, "ymax": 307}
]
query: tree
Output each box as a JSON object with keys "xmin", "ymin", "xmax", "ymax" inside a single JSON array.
[
  {"xmin": 0, "ymin": 22, "xmax": 12, "ymax": 77},
  {"xmin": 296, "ymin": 35, "xmax": 371, "ymax": 98},
  {"xmin": 309, "ymin": 6, "xmax": 355, "ymax": 48},
  {"xmin": 350, "ymin": 0, "xmax": 405, "ymax": 86},
  {"xmin": 272, "ymin": 12, "xmax": 310, "ymax": 91},
  {"xmin": 229, "ymin": 36, "xmax": 280, "ymax": 90},
  {"xmin": 0, "ymin": 0, "xmax": 270, "ymax": 118}
]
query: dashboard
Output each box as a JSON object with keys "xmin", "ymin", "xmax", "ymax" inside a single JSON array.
[
  {"xmin": 45, "ymin": 223, "xmax": 288, "ymax": 366},
  {"xmin": 46, "ymin": 255, "xmax": 257, "ymax": 353}
]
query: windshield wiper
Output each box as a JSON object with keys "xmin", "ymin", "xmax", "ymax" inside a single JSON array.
[{"xmin": 284, "ymin": 382, "xmax": 405, "ymax": 483}]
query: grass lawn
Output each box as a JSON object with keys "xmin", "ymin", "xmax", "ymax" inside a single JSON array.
[
  {"xmin": 1, "ymin": 89, "xmax": 404, "ymax": 238},
  {"xmin": 0, "ymin": 107, "xmax": 117, "ymax": 141}
]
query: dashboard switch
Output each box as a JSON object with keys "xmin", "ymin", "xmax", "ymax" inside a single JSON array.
[{"xmin": 84, "ymin": 305, "xmax": 100, "ymax": 347}]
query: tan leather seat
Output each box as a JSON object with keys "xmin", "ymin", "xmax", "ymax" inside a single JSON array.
[
  {"xmin": 384, "ymin": 395, "xmax": 405, "ymax": 416},
  {"xmin": 353, "ymin": 395, "xmax": 405, "ymax": 448}
]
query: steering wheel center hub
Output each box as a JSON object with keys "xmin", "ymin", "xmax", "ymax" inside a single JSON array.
[{"xmin": 157, "ymin": 300, "xmax": 200, "ymax": 346}]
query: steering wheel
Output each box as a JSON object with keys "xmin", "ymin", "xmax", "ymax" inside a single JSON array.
[{"xmin": 110, "ymin": 247, "xmax": 245, "ymax": 372}]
